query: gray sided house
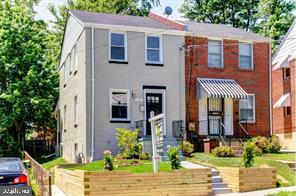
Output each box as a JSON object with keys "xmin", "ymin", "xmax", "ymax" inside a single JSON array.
[{"xmin": 55, "ymin": 10, "xmax": 186, "ymax": 162}]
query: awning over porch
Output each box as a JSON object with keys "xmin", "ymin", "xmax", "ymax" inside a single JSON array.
[
  {"xmin": 272, "ymin": 55, "xmax": 290, "ymax": 71},
  {"xmin": 273, "ymin": 93, "xmax": 290, "ymax": 108},
  {"xmin": 197, "ymin": 78, "xmax": 248, "ymax": 99}
]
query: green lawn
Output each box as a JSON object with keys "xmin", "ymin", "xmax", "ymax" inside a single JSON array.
[
  {"xmin": 41, "ymin": 157, "xmax": 66, "ymax": 170},
  {"xmin": 188, "ymin": 153, "xmax": 296, "ymax": 186},
  {"xmin": 268, "ymin": 191, "xmax": 296, "ymax": 196},
  {"xmin": 68, "ymin": 159, "xmax": 174, "ymax": 173}
]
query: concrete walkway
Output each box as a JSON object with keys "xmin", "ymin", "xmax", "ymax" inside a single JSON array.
[
  {"xmin": 218, "ymin": 186, "xmax": 296, "ymax": 196},
  {"xmin": 52, "ymin": 185, "xmax": 66, "ymax": 196},
  {"xmin": 181, "ymin": 161, "xmax": 208, "ymax": 169}
]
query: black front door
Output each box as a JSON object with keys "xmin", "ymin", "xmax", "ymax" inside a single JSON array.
[
  {"xmin": 146, "ymin": 93, "xmax": 162, "ymax": 135},
  {"xmin": 208, "ymin": 97, "xmax": 224, "ymax": 135}
]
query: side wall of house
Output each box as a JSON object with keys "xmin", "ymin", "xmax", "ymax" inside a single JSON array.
[
  {"xmin": 84, "ymin": 28, "xmax": 185, "ymax": 160},
  {"xmin": 185, "ymin": 36, "xmax": 270, "ymax": 140},
  {"xmin": 272, "ymin": 59, "xmax": 296, "ymax": 150},
  {"xmin": 59, "ymin": 29, "xmax": 88, "ymax": 162}
]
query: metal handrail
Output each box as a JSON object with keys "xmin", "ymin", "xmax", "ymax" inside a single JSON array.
[
  {"xmin": 239, "ymin": 121, "xmax": 249, "ymax": 136},
  {"xmin": 219, "ymin": 120, "xmax": 228, "ymax": 146}
]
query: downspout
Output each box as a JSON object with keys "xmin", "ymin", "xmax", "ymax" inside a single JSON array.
[
  {"xmin": 269, "ymin": 41, "xmax": 273, "ymax": 136},
  {"xmin": 90, "ymin": 27, "xmax": 95, "ymax": 162}
]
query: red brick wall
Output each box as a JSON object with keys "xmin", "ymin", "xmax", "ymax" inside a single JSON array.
[
  {"xmin": 185, "ymin": 36, "xmax": 271, "ymax": 137},
  {"xmin": 272, "ymin": 58, "xmax": 295, "ymax": 135}
]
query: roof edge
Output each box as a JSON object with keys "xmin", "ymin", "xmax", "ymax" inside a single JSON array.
[{"xmin": 148, "ymin": 12, "xmax": 187, "ymax": 31}]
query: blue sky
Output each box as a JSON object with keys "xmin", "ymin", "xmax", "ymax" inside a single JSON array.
[{"xmin": 34, "ymin": 0, "xmax": 185, "ymax": 22}]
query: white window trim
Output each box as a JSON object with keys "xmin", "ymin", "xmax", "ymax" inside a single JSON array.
[
  {"xmin": 239, "ymin": 42, "xmax": 254, "ymax": 70},
  {"xmin": 208, "ymin": 39, "xmax": 224, "ymax": 68},
  {"xmin": 109, "ymin": 89, "xmax": 130, "ymax": 121},
  {"xmin": 143, "ymin": 89, "xmax": 166, "ymax": 136},
  {"xmin": 109, "ymin": 31, "xmax": 128, "ymax": 62},
  {"xmin": 74, "ymin": 96, "xmax": 78, "ymax": 126},
  {"xmin": 239, "ymin": 94, "xmax": 256, "ymax": 123},
  {"xmin": 145, "ymin": 35, "xmax": 163, "ymax": 64}
]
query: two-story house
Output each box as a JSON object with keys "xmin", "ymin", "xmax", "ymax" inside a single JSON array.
[
  {"xmin": 56, "ymin": 10, "xmax": 272, "ymax": 162},
  {"xmin": 272, "ymin": 21, "xmax": 296, "ymax": 150},
  {"xmin": 55, "ymin": 10, "xmax": 187, "ymax": 162},
  {"xmin": 181, "ymin": 22, "xmax": 271, "ymax": 152}
]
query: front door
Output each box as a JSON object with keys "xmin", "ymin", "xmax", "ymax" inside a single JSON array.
[
  {"xmin": 208, "ymin": 98, "xmax": 224, "ymax": 135},
  {"xmin": 146, "ymin": 93, "xmax": 162, "ymax": 135}
]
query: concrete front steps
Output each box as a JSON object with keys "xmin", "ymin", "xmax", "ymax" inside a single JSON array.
[
  {"xmin": 220, "ymin": 139, "xmax": 244, "ymax": 156},
  {"xmin": 212, "ymin": 169, "xmax": 232, "ymax": 195}
]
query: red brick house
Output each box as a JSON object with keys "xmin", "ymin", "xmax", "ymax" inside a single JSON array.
[
  {"xmin": 272, "ymin": 21, "xmax": 296, "ymax": 150},
  {"xmin": 182, "ymin": 22, "xmax": 271, "ymax": 150}
]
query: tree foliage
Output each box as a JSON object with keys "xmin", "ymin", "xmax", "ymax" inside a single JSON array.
[
  {"xmin": 180, "ymin": 0, "xmax": 296, "ymax": 50},
  {"xmin": 0, "ymin": 0, "xmax": 58, "ymax": 154}
]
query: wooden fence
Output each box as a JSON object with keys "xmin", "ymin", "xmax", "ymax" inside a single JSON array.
[
  {"xmin": 218, "ymin": 167, "xmax": 276, "ymax": 192},
  {"xmin": 55, "ymin": 167, "xmax": 212, "ymax": 196},
  {"xmin": 24, "ymin": 151, "xmax": 52, "ymax": 196}
]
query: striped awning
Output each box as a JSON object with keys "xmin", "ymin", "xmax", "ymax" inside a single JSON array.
[
  {"xmin": 197, "ymin": 78, "xmax": 248, "ymax": 99},
  {"xmin": 273, "ymin": 93, "xmax": 290, "ymax": 108}
]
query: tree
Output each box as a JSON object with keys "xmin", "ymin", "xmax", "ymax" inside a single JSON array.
[
  {"xmin": 254, "ymin": 0, "xmax": 295, "ymax": 51},
  {"xmin": 48, "ymin": 0, "xmax": 160, "ymax": 65},
  {"xmin": 180, "ymin": 0, "xmax": 260, "ymax": 31},
  {"xmin": 180, "ymin": 0, "xmax": 295, "ymax": 50},
  {"xmin": 0, "ymin": 0, "xmax": 59, "ymax": 154}
]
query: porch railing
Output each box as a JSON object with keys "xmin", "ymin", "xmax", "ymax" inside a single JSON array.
[
  {"xmin": 134, "ymin": 120, "xmax": 146, "ymax": 138},
  {"xmin": 236, "ymin": 119, "xmax": 249, "ymax": 142}
]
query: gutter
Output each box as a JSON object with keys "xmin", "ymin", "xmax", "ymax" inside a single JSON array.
[
  {"xmin": 269, "ymin": 41, "xmax": 273, "ymax": 136},
  {"xmin": 90, "ymin": 27, "xmax": 95, "ymax": 162}
]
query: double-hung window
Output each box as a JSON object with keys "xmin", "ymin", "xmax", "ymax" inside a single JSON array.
[
  {"xmin": 110, "ymin": 89, "xmax": 130, "ymax": 122},
  {"xmin": 63, "ymin": 62, "xmax": 67, "ymax": 86},
  {"xmin": 283, "ymin": 68, "xmax": 290, "ymax": 80},
  {"xmin": 208, "ymin": 40, "xmax": 223, "ymax": 68},
  {"xmin": 146, "ymin": 36, "xmax": 162, "ymax": 64},
  {"xmin": 68, "ymin": 53, "xmax": 72, "ymax": 74},
  {"xmin": 109, "ymin": 32, "xmax": 127, "ymax": 61},
  {"xmin": 74, "ymin": 96, "xmax": 78, "ymax": 126},
  {"xmin": 239, "ymin": 94, "xmax": 255, "ymax": 123},
  {"xmin": 239, "ymin": 43, "xmax": 253, "ymax": 69},
  {"xmin": 73, "ymin": 45, "xmax": 78, "ymax": 72}
]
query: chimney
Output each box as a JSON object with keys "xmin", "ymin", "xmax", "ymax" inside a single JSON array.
[{"xmin": 148, "ymin": 12, "xmax": 187, "ymax": 31}]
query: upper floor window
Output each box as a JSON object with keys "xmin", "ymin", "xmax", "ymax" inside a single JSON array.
[
  {"xmin": 63, "ymin": 62, "xmax": 66, "ymax": 86},
  {"xmin": 283, "ymin": 68, "xmax": 290, "ymax": 80},
  {"xmin": 110, "ymin": 89, "xmax": 130, "ymax": 122},
  {"xmin": 109, "ymin": 32, "xmax": 127, "ymax": 61},
  {"xmin": 208, "ymin": 40, "xmax": 223, "ymax": 68},
  {"xmin": 239, "ymin": 94, "xmax": 255, "ymax": 123},
  {"xmin": 68, "ymin": 53, "xmax": 72, "ymax": 74},
  {"xmin": 146, "ymin": 36, "xmax": 162, "ymax": 64},
  {"xmin": 73, "ymin": 45, "xmax": 78, "ymax": 72},
  {"xmin": 239, "ymin": 43, "xmax": 253, "ymax": 70}
]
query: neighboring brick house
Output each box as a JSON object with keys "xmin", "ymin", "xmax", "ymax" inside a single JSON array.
[
  {"xmin": 181, "ymin": 22, "xmax": 271, "ymax": 150},
  {"xmin": 272, "ymin": 21, "xmax": 296, "ymax": 150}
]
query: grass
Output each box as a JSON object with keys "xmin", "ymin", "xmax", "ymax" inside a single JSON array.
[
  {"xmin": 68, "ymin": 159, "xmax": 174, "ymax": 173},
  {"xmin": 41, "ymin": 157, "xmax": 66, "ymax": 170},
  {"xmin": 268, "ymin": 191, "xmax": 296, "ymax": 196},
  {"xmin": 188, "ymin": 152, "xmax": 296, "ymax": 186},
  {"xmin": 28, "ymin": 168, "xmax": 40, "ymax": 196}
]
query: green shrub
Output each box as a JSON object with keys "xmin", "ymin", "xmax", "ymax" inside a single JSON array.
[
  {"xmin": 140, "ymin": 152, "xmax": 151, "ymax": 160},
  {"xmin": 252, "ymin": 136, "xmax": 269, "ymax": 153},
  {"xmin": 211, "ymin": 146, "xmax": 235, "ymax": 157},
  {"xmin": 116, "ymin": 128, "xmax": 141, "ymax": 159},
  {"xmin": 267, "ymin": 135, "xmax": 281, "ymax": 153},
  {"xmin": 179, "ymin": 141, "xmax": 194, "ymax": 157},
  {"xmin": 168, "ymin": 147, "xmax": 181, "ymax": 169},
  {"xmin": 103, "ymin": 150, "xmax": 114, "ymax": 170},
  {"xmin": 243, "ymin": 142, "xmax": 254, "ymax": 167}
]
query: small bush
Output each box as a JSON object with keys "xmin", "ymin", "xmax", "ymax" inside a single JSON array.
[
  {"xmin": 212, "ymin": 146, "xmax": 235, "ymax": 157},
  {"xmin": 140, "ymin": 152, "xmax": 151, "ymax": 160},
  {"xmin": 179, "ymin": 141, "xmax": 194, "ymax": 157},
  {"xmin": 252, "ymin": 136, "xmax": 269, "ymax": 153},
  {"xmin": 116, "ymin": 128, "xmax": 141, "ymax": 159},
  {"xmin": 267, "ymin": 135, "xmax": 281, "ymax": 153},
  {"xmin": 103, "ymin": 150, "xmax": 114, "ymax": 171},
  {"xmin": 168, "ymin": 147, "xmax": 181, "ymax": 169},
  {"xmin": 243, "ymin": 142, "xmax": 254, "ymax": 167}
]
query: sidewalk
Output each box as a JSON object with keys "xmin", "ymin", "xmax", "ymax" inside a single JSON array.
[{"xmin": 219, "ymin": 186, "xmax": 296, "ymax": 196}]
